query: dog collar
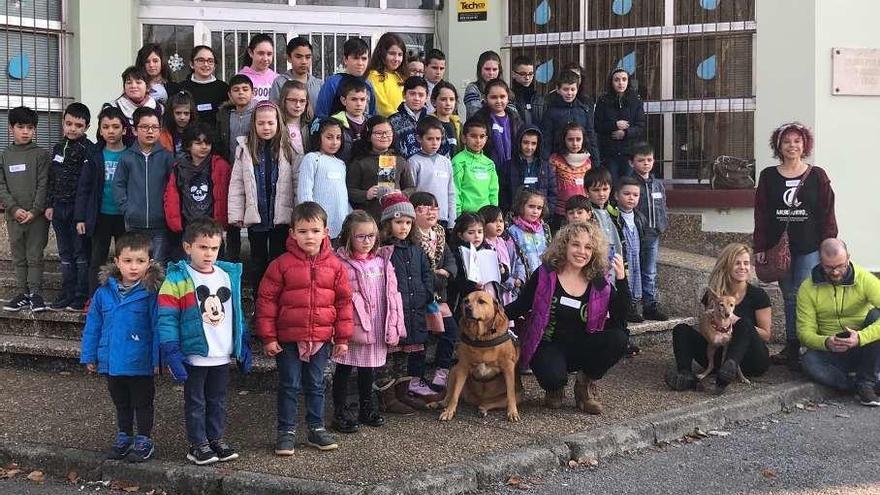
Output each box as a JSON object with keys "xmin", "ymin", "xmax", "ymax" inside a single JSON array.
[
  {"xmin": 460, "ymin": 332, "xmax": 513, "ymax": 348},
  {"xmin": 712, "ymin": 321, "xmax": 732, "ymax": 334}
]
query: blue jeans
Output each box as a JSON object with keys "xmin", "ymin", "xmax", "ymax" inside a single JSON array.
[
  {"xmin": 184, "ymin": 364, "xmax": 230, "ymax": 446},
  {"xmin": 640, "ymin": 236, "xmax": 660, "ymax": 308},
  {"xmin": 128, "ymin": 227, "xmax": 169, "ymax": 265},
  {"xmin": 52, "ymin": 201, "xmax": 90, "ymax": 300},
  {"xmin": 778, "ymin": 250, "xmax": 820, "ymax": 343},
  {"xmin": 802, "ymin": 342, "xmax": 880, "ymax": 391},
  {"xmin": 276, "ymin": 342, "xmax": 330, "ymax": 431}
]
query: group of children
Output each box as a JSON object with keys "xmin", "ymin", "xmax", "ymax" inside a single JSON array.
[{"xmin": 0, "ymin": 32, "xmax": 670, "ymax": 464}]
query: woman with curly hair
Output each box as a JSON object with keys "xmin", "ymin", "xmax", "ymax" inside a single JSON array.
[
  {"xmin": 753, "ymin": 122, "xmax": 837, "ymax": 369},
  {"xmin": 504, "ymin": 222, "xmax": 630, "ymax": 414}
]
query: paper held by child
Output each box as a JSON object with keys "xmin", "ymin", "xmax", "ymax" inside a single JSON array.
[
  {"xmin": 460, "ymin": 246, "xmax": 501, "ymax": 284},
  {"xmin": 377, "ymin": 155, "xmax": 396, "ymax": 194}
]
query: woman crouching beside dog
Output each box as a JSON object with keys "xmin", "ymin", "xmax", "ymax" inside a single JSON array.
[
  {"xmin": 505, "ymin": 222, "xmax": 630, "ymax": 414},
  {"xmin": 666, "ymin": 243, "xmax": 772, "ymax": 393}
]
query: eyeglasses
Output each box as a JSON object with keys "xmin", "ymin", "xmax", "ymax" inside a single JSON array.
[
  {"xmin": 822, "ymin": 262, "xmax": 849, "ymax": 274},
  {"xmin": 136, "ymin": 125, "xmax": 160, "ymax": 132},
  {"xmin": 416, "ymin": 206, "xmax": 439, "ymax": 213},
  {"xmin": 514, "ymin": 71, "xmax": 535, "ymax": 77},
  {"xmin": 284, "ymin": 97, "xmax": 307, "ymax": 104},
  {"xmin": 354, "ymin": 233, "xmax": 376, "ymax": 243},
  {"xmin": 194, "ymin": 57, "xmax": 215, "ymax": 65},
  {"xmin": 373, "ymin": 131, "xmax": 393, "ymax": 138}
]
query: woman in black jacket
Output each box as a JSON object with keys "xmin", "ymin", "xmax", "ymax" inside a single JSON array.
[{"xmin": 594, "ymin": 68, "xmax": 646, "ymax": 184}]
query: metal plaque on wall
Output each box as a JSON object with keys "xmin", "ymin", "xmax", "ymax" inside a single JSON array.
[{"xmin": 832, "ymin": 47, "xmax": 880, "ymax": 96}]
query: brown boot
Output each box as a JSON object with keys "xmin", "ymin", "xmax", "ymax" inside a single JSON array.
[
  {"xmin": 575, "ymin": 372, "xmax": 603, "ymax": 415},
  {"xmin": 543, "ymin": 388, "xmax": 565, "ymax": 409},
  {"xmin": 377, "ymin": 380, "xmax": 416, "ymax": 415}
]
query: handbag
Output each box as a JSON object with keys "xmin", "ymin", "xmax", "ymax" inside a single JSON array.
[
  {"xmin": 426, "ymin": 301, "xmax": 445, "ymax": 334},
  {"xmin": 711, "ymin": 156, "xmax": 756, "ymax": 190},
  {"xmin": 755, "ymin": 166, "xmax": 812, "ymax": 283}
]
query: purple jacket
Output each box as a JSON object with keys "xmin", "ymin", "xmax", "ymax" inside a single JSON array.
[{"xmin": 517, "ymin": 265, "xmax": 612, "ymax": 366}]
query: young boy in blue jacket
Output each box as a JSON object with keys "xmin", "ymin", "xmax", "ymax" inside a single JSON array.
[
  {"xmin": 80, "ymin": 232, "xmax": 164, "ymax": 462},
  {"xmin": 158, "ymin": 218, "xmax": 252, "ymax": 466}
]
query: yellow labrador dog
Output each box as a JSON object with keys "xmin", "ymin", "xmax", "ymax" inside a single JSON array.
[{"xmin": 430, "ymin": 291, "xmax": 523, "ymax": 422}]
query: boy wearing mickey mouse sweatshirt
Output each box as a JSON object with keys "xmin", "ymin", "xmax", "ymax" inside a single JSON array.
[{"xmin": 157, "ymin": 218, "xmax": 252, "ymax": 466}]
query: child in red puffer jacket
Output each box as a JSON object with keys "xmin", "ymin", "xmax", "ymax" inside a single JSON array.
[{"xmin": 255, "ymin": 201, "xmax": 353, "ymax": 456}]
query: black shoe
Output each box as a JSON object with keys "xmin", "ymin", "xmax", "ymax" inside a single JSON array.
[
  {"xmin": 29, "ymin": 293, "xmax": 47, "ymax": 313},
  {"xmin": 642, "ymin": 305, "xmax": 668, "ymax": 321},
  {"xmin": 626, "ymin": 339, "xmax": 641, "ymax": 358},
  {"xmin": 665, "ymin": 369, "xmax": 697, "ymax": 391},
  {"xmin": 186, "ymin": 443, "xmax": 219, "ymax": 465},
  {"xmin": 49, "ymin": 296, "xmax": 73, "ymax": 311},
  {"xmin": 771, "ymin": 341, "xmax": 801, "ymax": 370},
  {"xmin": 209, "ymin": 439, "xmax": 239, "ymax": 461},
  {"xmin": 857, "ymin": 383, "xmax": 880, "ymax": 407},
  {"xmin": 626, "ymin": 302, "xmax": 644, "ymax": 323},
  {"xmin": 66, "ymin": 297, "xmax": 86, "ymax": 312},
  {"xmin": 306, "ymin": 426, "xmax": 338, "ymax": 451},
  {"xmin": 331, "ymin": 409, "xmax": 360, "ymax": 434},
  {"xmin": 716, "ymin": 359, "xmax": 738, "ymax": 386},
  {"xmin": 274, "ymin": 430, "xmax": 296, "ymax": 456},
  {"xmin": 359, "ymin": 399, "xmax": 385, "ymax": 427},
  {"xmin": 3, "ymin": 293, "xmax": 30, "ymax": 312}
]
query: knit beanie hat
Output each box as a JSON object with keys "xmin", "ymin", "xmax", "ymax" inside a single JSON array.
[{"xmin": 380, "ymin": 192, "xmax": 416, "ymax": 223}]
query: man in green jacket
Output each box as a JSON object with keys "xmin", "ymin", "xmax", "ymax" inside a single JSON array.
[{"xmin": 797, "ymin": 238, "xmax": 880, "ymax": 406}]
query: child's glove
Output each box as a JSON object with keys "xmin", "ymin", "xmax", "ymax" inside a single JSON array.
[
  {"xmin": 238, "ymin": 341, "xmax": 253, "ymax": 374},
  {"xmin": 160, "ymin": 342, "xmax": 188, "ymax": 383}
]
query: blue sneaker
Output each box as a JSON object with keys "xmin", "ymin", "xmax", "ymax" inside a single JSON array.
[
  {"xmin": 108, "ymin": 432, "xmax": 133, "ymax": 460},
  {"xmin": 127, "ymin": 435, "xmax": 154, "ymax": 462}
]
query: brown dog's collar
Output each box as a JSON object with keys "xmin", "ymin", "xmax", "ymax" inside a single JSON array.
[{"xmin": 460, "ymin": 332, "xmax": 514, "ymax": 348}]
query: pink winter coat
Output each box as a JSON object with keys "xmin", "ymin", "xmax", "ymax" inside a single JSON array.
[{"xmin": 336, "ymin": 245, "xmax": 407, "ymax": 347}]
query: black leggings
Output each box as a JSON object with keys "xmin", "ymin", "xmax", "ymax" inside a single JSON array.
[
  {"xmin": 672, "ymin": 321, "xmax": 770, "ymax": 379},
  {"xmin": 530, "ymin": 326, "xmax": 628, "ymax": 392},
  {"xmin": 332, "ymin": 365, "xmax": 375, "ymax": 409},
  {"xmin": 107, "ymin": 375, "xmax": 155, "ymax": 437},
  {"xmin": 247, "ymin": 225, "xmax": 288, "ymax": 288}
]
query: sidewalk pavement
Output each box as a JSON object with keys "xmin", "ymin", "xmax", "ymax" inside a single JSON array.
[{"xmin": 0, "ymin": 346, "xmax": 832, "ymax": 494}]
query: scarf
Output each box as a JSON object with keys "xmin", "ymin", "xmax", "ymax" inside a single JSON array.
[
  {"xmin": 190, "ymin": 74, "xmax": 217, "ymax": 84},
  {"xmin": 114, "ymin": 95, "xmax": 157, "ymax": 120},
  {"xmin": 418, "ymin": 224, "xmax": 446, "ymax": 271},
  {"xmin": 513, "ymin": 216, "xmax": 543, "ymax": 234}
]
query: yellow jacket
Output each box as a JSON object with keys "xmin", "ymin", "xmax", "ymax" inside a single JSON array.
[{"xmin": 367, "ymin": 70, "xmax": 404, "ymax": 117}]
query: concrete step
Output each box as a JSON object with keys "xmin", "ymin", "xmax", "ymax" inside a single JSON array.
[{"xmin": 657, "ymin": 247, "xmax": 785, "ymax": 343}]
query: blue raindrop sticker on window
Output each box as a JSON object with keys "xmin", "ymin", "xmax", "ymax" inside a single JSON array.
[
  {"xmin": 8, "ymin": 54, "xmax": 30, "ymax": 80},
  {"xmin": 697, "ymin": 54, "xmax": 717, "ymax": 80},
  {"xmin": 616, "ymin": 51, "xmax": 637, "ymax": 74},
  {"xmin": 534, "ymin": 0, "xmax": 551, "ymax": 25},
  {"xmin": 700, "ymin": 0, "xmax": 720, "ymax": 10},
  {"xmin": 535, "ymin": 59, "xmax": 555, "ymax": 84},
  {"xmin": 612, "ymin": 0, "xmax": 633, "ymax": 16}
]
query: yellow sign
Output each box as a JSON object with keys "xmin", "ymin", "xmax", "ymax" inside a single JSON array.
[{"xmin": 458, "ymin": 0, "xmax": 488, "ymax": 22}]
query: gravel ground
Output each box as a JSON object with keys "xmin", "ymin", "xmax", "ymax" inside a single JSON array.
[
  {"xmin": 482, "ymin": 398, "xmax": 880, "ymax": 495},
  {"xmin": 0, "ymin": 345, "xmax": 796, "ymax": 484}
]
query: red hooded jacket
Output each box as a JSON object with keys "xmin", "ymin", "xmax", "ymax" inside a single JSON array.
[
  {"xmin": 163, "ymin": 154, "xmax": 231, "ymax": 233},
  {"xmin": 255, "ymin": 236, "xmax": 353, "ymax": 346}
]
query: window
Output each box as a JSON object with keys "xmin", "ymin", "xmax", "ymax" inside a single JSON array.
[
  {"xmin": 0, "ymin": 0, "xmax": 67, "ymax": 149},
  {"xmin": 297, "ymin": 0, "xmax": 379, "ymax": 6},
  {"xmin": 142, "ymin": 25, "xmax": 196, "ymax": 83}
]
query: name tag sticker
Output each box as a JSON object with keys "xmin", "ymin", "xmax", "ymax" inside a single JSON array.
[
  {"xmin": 560, "ymin": 296, "xmax": 581, "ymax": 309},
  {"xmin": 196, "ymin": 103, "xmax": 213, "ymax": 112},
  {"xmin": 327, "ymin": 171, "xmax": 343, "ymax": 180},
  {"xmin": 785, "ymin": 180, "xmax": 800, "ymax": 187},
  {"xmin": 53, "ymin": 154, "xmax": 64, "ymax": 163},
  {"xmin": 492, "ymin": 123, "xmax": 504, "ymax": 133},
  {"xmin": 652, "ymin": 191, "xmax": 663, "ymax": 198},
  {"xmin": 435, "ymin": 171, "xmax": 449, "ymax": 178},
  {"xmin": 474, "ymin": 170, "xmax": 490, "ymax": 180},
  {"xmin": 575, "ymin": 178, "xmax": 584, "ymax": 185},
  {"xmin": 523, "ymin": 176, "xmax": 538, "ymax": 185},
  {"xmin": 8, "ymin": 164, "xmax": 26, "ymax": 173}
]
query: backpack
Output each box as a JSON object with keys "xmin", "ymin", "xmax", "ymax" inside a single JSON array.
[{"xmin": 711, "ymin": 156, "xmax": 755, "ymax": 189}]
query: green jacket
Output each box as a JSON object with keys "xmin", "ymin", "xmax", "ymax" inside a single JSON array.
[
  {"xmin": 0, "ymin": 141, "xmax": 50, "ymax": 217},
  {"xmin": 452, "ymin": 148, "xmax": 498, "ymax": 215},
  {"xmin": 797, "ymin": 262, "xmax": 880, "ymax": 350}
]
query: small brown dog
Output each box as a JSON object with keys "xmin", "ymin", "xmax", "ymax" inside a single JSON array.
[
  {"xmin": 696, "ymin": 292, "xmax": 750, "ymax": 384},
  {"xmin": 429, "ymin": 291, "xmax": 523, "ymax": 422}
]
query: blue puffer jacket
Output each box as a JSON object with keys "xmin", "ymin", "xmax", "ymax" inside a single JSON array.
[{"xmin": 80, "ymin": 262, "xmax": 165, "ymax": 376}]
